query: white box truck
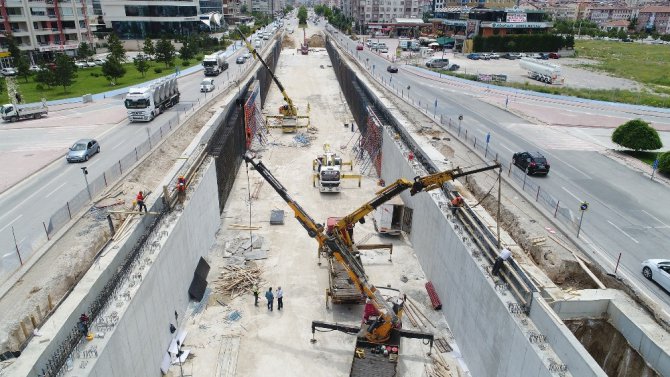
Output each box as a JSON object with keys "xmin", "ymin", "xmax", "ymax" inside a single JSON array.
[
  {"xmin": 372, "ymin": 197, "xmax": 412, "ymax": 236},
  {"xmin": 124, "ymin": 76, "xmax": 180, "ymax": 122}
]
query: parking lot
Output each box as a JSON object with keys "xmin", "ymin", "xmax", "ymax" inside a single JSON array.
[{"xmin": 358, "ymin": 36, "xmax": 643, "ymax": 91}]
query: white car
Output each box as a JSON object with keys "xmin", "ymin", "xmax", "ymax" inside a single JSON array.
[
  {"xmin": 86, "ymin": 61, "xmax": 97, "ymax": 67},
  {"xmin": 75, "ymin": 61, "xmax": 88, "ymax": 68},
  {"xmin": 379, "ymin": 47, "xmax": 388, "ymax": 53},
  {"xmin": 642, "ymin": 259, "xmax": 670, "ymax": 291},
  {"xmin": 200, "ymin": 78, "xmax": 215, "ymax": 92},
  {"xmin": 93, "ymin": 58, "xmax": 106, "ymax": 65},
  {"xmin": 29, "ymin": 65, "xmax": 43, "ymax": 72},
  {"xmin": 0, "ymin": 67, "xmax": 17, "ymax": 76}
]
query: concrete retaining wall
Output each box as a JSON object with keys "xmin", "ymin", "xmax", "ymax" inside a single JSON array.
[
  {"xmin": 379, "ymin": 127, "xmax": 605, "ymax": 377},
  {"xmin": 87, "ymin": 160, "xmax": 219, "ymax": 377}
]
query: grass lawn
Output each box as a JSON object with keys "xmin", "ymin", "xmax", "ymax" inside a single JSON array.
[
  {"xmin": 574, "ymin": 40, "xmax": 670, "ymax": 91},
  {"xmin": 11, "ymin": 58, "xmax": 202, "ymax": 103},
  {"xmin": 623, "ymin": 150, "xmax": 659, "ymax": 166}
]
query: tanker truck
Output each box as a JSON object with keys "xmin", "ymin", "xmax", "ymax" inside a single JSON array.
[
  {"xmin": 124, "ymin": 76, "xmax": 180, "ymax": 122},
  {"xmin": 519, "ymin": 58, "xmax": 563, "ymax": 84},
  {"xmin": 202, "ymin": 51, "xmax": 229, "ymax": 76}
]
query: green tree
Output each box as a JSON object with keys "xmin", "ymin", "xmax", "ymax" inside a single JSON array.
[
  {"xmin": 102, "ymin": 56, "xmax": 126, "ymax": 85},
  {"xmin": 6, "ymin": 36, "xmax": 21, "ymax": 65},
  {"xmin": 133, "ymin": 54, "xmax": 150, "ymax": 77},
  {"xmin": 15, "ymin": 54, "xmax": 30, "ymax": 83},
  {"xmin": 54, "ymin": 54, "xmax": 75, "ymax": 93},
  {"xmin": 143, "ymin": 36, "xmax": 155, "ymax": 57},
  {"xmin": 240, "ymin": 4, "xmax": 247, "ymax": 13},
  {"xmin": 238, "ymin": 24, "xmax": 251, "ymax": 37},
  {"xmin": 179, "ymin": 40, "xmax": 193, "ymax": 61},
  {"xmin": 298, "ymin": 6, "xmax": 308, "ymax": 25},
  {"xmin": 628, "ymin": 17, "xmax": 638, "ymax": 31},
  {"xmin": 35, "ymin": 67, "xmax": 56, "ymax": 89},
  {"xmin": 658, "ymin": 151, "xmax": 670, "ymax": 173},
  {"xmin": 155, "ymin": 37, "xmax": 176, "ymax": 67},
  {"xmin": 284, "ymin": 5, "xmax": 293, "ymax": 13},
  {"xmin": 611, "ymin": 119, "xmax": 663, "ymax": 151},
  {"xmin": 107, "ymin": 33, "xmax": 126, "ymax": 62},
  {"xmin": 77, "ymin": 41, "xmax": 94, "ymax": 59}
]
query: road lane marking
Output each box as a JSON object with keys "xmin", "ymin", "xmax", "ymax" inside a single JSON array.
[
  {"xmin": 0, "ymin": 214, "xmax": 23, "ymax": 233},
  {"xmin": 548, "ymin": 153, "xmax": 591, "ymax": 179},
  {"xmin": 607, "ymin": 220, "xmax": 639, "ymax": 244},
  {"xmin": 561, "ymin": 186, "xmax": 582, "ymax": 203},
  {"xmin": 111, "ymin": 141, "xmax": 125, "ymax": 150},
  {"xmin": 641, "ymin": 210, "xmax": 669, "ymax": 227},
  {"xmin": 46, "ymin": 182, "xmax": 67, "ymax": 198},
  {"xmin": 499, "ymin": 143, "xmax": 514, "ymax": 153}
]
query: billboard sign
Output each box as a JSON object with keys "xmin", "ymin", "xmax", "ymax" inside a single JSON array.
[{"xmin": 506, "ymin": 13, "xmax": 527, "ymax": 23}]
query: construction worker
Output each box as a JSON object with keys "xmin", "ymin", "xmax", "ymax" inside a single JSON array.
[
  {"xmin": 136, "ymin": 191, "xmax": 148, "ymax": 213},
  {"xmin": 252, "ymin": 285, "xmax": 259, "ymax": 306},
  {"xmin": 491, "ymin": 247, "xmax": 512, "ymax": 277},
  {"xmin": 450, "ymin": 195, "xmax": 464, "ymax": 214},
  {"xmin": 78, "ymin": 313, "xmax": 90, "ymax": 335},
  {"xmin": 176, "ymin": 176, "xmax": 187, "ymax": 204}
]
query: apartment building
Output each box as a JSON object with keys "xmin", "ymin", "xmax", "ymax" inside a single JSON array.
[
  {"xmin": 586, "ymin": 6, "xmax": 637, "ymax": 24},
  {"xmin": 637, "ymin": 5, "xmax": 670, "ymax": 34},
  {"xmin": 0, "ymin": 0, "xmax": 93, "ymax": 58}
]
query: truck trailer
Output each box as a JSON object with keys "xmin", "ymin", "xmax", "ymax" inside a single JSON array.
[
  {"xmin": 1, "ymin": 101, "xmax": 48, "ymax": 122},
  {"xmin": 519, "ymin": 58, "xmax": 563, "ymax": 84},
  {"xmin": 202, "ymin": 52, "xmax": 229, "ymax": 76},
  {"xmin": 124, "ymin": 76, "xmax": 180, "ymax": 122}
]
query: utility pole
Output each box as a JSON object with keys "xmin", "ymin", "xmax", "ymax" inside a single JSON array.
[{"xmin": 81, "ymin": 167, "xmax": 91, "ymax": 201}]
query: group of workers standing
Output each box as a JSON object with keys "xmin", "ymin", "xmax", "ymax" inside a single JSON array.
[{"xmin": 253, "ymin": 285, "xmax": 284, "ymax": 312}]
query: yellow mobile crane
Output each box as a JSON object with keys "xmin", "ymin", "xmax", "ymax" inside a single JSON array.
[
  {"xmin": 244, "ymin": 152, "xmax": 500, "ymax": 376},
  {"xmin": 237, "ymin": 28, "xmax": 310, "ymax": 133}
]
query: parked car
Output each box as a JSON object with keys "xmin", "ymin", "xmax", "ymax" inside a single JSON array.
[
  {"xmin": 509, "ymin": 53, "xmax": 522, "ymax": 59},
  {"xmin": 425, "ymin": 58, "xmax": 449, "ymax": 68},
  {"xmin": 379, "ymin": 47, "xmax": 388, "ymax": 53},
  {"xmin": 548, "ymin": 52, "xmax": 561, "ymax": 59},
  {"xmin": 356, "ymin": 44, "xmax": 364, "ymax": 50},
  {"xmin": 642, "ymin": 259, "xmax": 670, "ymax": 291},
  {"xmin": 386, "ymin": 65, "xmax": 398, "ymax": 73},
  {"xmin": 66, "ymin": 139, "xmax": 100, "ymax": 163},
  {"xmin": 466, "ymin": 53, "xmax": 480, "ymax": 60},
  {"xmin": 447, "ymin": 64, "xmax": 460, "ymax": 71},
  {"xmin": 512, "ymin": 151, "xmax": 550, "ymax": 176},
  {"xmin": 29, "ymin": 65, "xmax": 43, "ymax": 72},
  {"xmin": 365, "ymin": 40, "xmax": 372, "ymax": 47},
  {"xmin": 200, "ymin": 78, "xmax": 215, "ymax": 92},
  {"xmin": 75, "ymin": 61, "xmax": 88, "ymax": 68},
  {"xmin": 236, "ymin": 56, "xmax": 246, "ymax": 64},
  {"xmin": 93, "ymin": 58, "xmax": 106, "ymax": 65},
  {"xmin": 480, "ymin": 53, "xmax": 491, "ymax": 60},
  {"xmin": 529, "ymin": 53, "xmax": 542, "ymax": 59},
  {"xmin": 489, "ymin": 53, "xmax": 500, "ymax": 59},
  {"xmin": 86, "ymin": 61, "xmax": 97, "ymax": 67},
  {"xmin": 538, "ymin": 53, "xmax": 550, "ymax": 60},
  {"xmin": 0, "ymin": 67, "xmax": 17, "ymax": 76}
]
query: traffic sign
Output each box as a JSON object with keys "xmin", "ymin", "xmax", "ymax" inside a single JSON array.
[
  {"xmin": 653, "ymin": 159, "xmax": 659, "ymax": 169},
  {"xmin": 486, "ymin": 132, "xmax": 491, "ymax": 144},
  {"xmin": 580, "ymin": 202, "xmax": 589, "ymax": 211}
]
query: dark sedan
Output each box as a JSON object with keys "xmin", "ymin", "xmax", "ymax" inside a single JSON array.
[
  {"xmin": 386, "ymin": 65, "xmax": 398, "ymax": 73},
  {"xmin": 512, "ymin": 151, "xmax": 550, "ymax": 176}
]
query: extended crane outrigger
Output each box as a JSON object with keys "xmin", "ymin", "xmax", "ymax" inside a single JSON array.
[
  {"xmin": 244, "ymin": 152, "xmax": 500, "ymax": 361},
  {"xmin": 236, "ymin": 28, "xmax": 310, "ymax": 133}
]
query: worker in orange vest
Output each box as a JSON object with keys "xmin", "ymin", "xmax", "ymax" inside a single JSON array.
[
  {"xmin": 450, "ymin": 195, "xmax": 464, "ymax": 214},
  {"xmin": 136, "ymin": 191, "xmax": 148, "ymax": 213},
  {"xmin": 176, "ymin": 176, "xmax": 187, "ymax": 204}
]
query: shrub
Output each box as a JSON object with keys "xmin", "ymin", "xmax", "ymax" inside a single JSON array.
[
  {"xmin": 90, "ymin": 72, "xmax": 100, "ymax": 77},
  {"xmin": 181, "ymin": 59, "xmax": 190, "ymax": 66},
  {"xmin": 35, "ymin": 84, "xmax": 44, "ymax": 91},
  {"xmin": 154, "ymin": 67, "xmax": 163, "ymax": 74},
  {"xmin": 611, "ymin": 119, "xmax": 663, "ymax": 151},
  {"xmin": 659, "ymin": 151, "xmax": 670, "ymax": 173}
]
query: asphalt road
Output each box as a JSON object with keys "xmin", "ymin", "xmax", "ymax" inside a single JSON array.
[
  {"xmin": 330, "ymin": 28, "xmax": 670, "ymax": 310},
  {"xmin": 0, "ymin": 33, "xmax": 277, "ymax": 280}
]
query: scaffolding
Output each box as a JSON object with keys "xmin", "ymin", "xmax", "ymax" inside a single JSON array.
[
  {"xmin": 353, "ymin": 106, "xmax": 383, "ymax": 177},
  {"xmin": 244, "ymin": 80, "xmax": 268, "ymax": 151}
]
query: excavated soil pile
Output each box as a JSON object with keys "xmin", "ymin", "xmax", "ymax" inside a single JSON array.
[
  {"xmin": 308, "ymin": 34, "xmax": 325, "ymax": 48},
  {"xmin": 566, "ymin": 318, "xmax": 660, "ymax": 377},
  {"xmin": 281, "ymin": 35, "xmax": 296, "ymax": 49}
]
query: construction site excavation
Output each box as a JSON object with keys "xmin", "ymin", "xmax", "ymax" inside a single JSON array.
[{"xmin": 3, "ymin": 17, "xmax": 670, "ymax": 377}]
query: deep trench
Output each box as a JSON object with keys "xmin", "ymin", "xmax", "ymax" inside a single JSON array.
[{"xmin": 565, "ymin": 318, "xmax": 659, "ymax": 377}]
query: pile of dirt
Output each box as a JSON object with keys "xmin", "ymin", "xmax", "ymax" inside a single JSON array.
[
  {"xmin": 308, "ymin": 34, "xmax": 325, "ymax": 48},
  {"xmin": 281, "ymin": 35, "xmax": 296, "ymax": 49}
]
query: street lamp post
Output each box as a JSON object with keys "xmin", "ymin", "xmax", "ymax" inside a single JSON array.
[{"xmin": 81, "ymin": 167, "xmax": 91, "ymax": 201}]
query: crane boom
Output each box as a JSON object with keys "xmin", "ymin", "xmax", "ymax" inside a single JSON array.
[
  {"xmin": 244, "ymin": 152, "xmax": 501, "ymax": 344},
  {"xmin": 236, "ymin": 28, "xmax": 297, "ymax": 116}
]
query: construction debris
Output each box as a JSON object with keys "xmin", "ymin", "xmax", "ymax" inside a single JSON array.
[
  {"xmin": 215, "ymin": 265, "xmax": 264, "ymax": 299},
  {"xmin": 224, "ymin": 234, "xmax": 269, "ymax": 261},
  {"xmin": 270, "ymin": 210, "xmax": 285, "ymax": 225}
]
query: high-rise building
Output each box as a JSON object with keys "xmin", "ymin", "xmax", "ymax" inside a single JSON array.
[{"xmin": 100, "ymin": 0, "xmax": 203, "ymax": 38}]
